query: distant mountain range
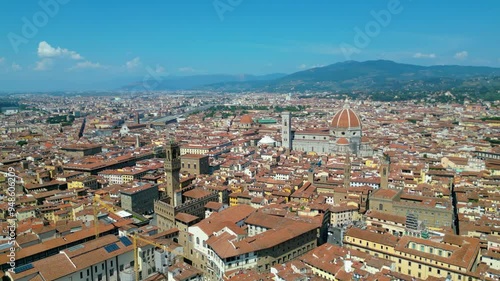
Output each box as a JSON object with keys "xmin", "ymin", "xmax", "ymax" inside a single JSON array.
[
  {"xmin": 121, "ymin": 73, "xmax": 287, "ymax": 91},
  {"xmin": 121, "ymin": 60, "xmax": 500, "ymax": 100}
]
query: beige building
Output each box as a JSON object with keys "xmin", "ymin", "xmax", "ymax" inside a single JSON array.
[
  {"xmin": 181, "ymin": 154, "xmax": 210, "ymax": 176},
  {"xmin": 344, "ymin": 227, "xmax": 482, "ymax": 281},
  {"xmin": 207, "ymin": 220, "xmax": 318, "ymax": 280},
  {"xmin": 369, "ymin": 188, "xmax": 454, "ymax": 229},
  {"xmin": 186, "ymin": 205, "xmax": 321, "ymax": 280},
  {"xmin": 365, "ymin": 210, "xmax": 407, "ymax": 237},
  {"xmin": 329, "ymin": 204, "xmax": 358, "ymax": 227},
  {"xmin": 98, "ymin": 168, "xmax": 149, "ymax": 185},
  {"xmin": 60, "ymin": 144, "xmax": 102, "ymax": 158}
]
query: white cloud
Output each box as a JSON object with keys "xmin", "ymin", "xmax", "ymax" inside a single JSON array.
[
  {"xmin": 454, "ymin": 51, "xmax": 468, "ymax": 60},
  {"xmin": 38, "ymin": 41, "xmax": 83, "ymax": 60},
  {"xmin": 297, "ymin": 64, "xmax": 324, "ymax": 70},
  {"xmin": 34, "ymin": 58, "xmax": 54, "ymax": 71},
  {"xmin": 178, "ymin": 67, "xmax": 195, "ymax": 72},
  {"xmin": 155, "ymin": 65, "xmax": 166, "ymax": 74},
  {"xmin": 126, "ymin": 57, "xmax": 141, "ymax": 70},
  {"xmin": 70, "ymin": 60, "xmax": 103, "ymax": 70},
  {"xmin": 413, "ymin": 52, "xmax": 436, "ymax": 59},
  {"xmin": 11, "ymin": 62, "xmax": 22, "ymax": 71}
]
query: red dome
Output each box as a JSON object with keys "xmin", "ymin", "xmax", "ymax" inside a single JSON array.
[
  {"xmin": 240, "ymin": 115, "xmax": 253, "ymax": 124},
  {"xmin": 336, "ymin": 137, "xmax": 349, "ymax": 145},
  {"xmin": 331, "ymin": 108, "xmax": 361, "ymax": 129}
]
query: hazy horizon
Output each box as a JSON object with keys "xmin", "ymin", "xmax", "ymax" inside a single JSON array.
[{"xmin": 1, "ymin": 0, "xmax": 500, "ymax": 91}]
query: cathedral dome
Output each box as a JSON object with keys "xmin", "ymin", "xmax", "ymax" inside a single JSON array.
[
  {"xmin": 331, "ymin": 108, "xmax": 361, "ymax": 129},
  {"xmin": 240, "ymin": 114, "xmax": 253, "ymax": 124}
]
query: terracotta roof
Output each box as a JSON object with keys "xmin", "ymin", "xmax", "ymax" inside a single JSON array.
[
  {"xmin": 336, "ymin": 137, "xmax": 349, "ymax": 145},
  {"xmin": 331, "ymin": 108, "xmax": 361, "ymax": 129},
  {"xmin": 175, "ymin": 212, "xmax": 199, "ymax": 224},
  {"xmin": 240, "ymin": 115, "xmax": 253, "ymax": 124}
]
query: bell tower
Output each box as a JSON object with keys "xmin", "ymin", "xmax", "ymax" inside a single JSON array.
[
  {"xmin": 281, "ymin": 112, "xmax": 292, "ymax": 150},
  {"xmin": 344, "ymin": 154, "xmax": 351, "ymax": 188},
  {"xmin": 380, "ymin": 154, "xmax": 390, "ymax": 189},
  {"xmin": 165, "ymin": 140, "xmax": 181, "ymax": 206}
]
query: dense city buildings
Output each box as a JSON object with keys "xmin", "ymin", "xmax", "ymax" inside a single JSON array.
[{"xmin": 0, "ymin": 93, "xmax": 499, "ymax": 281}]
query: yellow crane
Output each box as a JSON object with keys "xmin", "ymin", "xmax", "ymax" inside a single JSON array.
[
  {"xmin": 130, "ymin": 232, "xmax": 172, "ymax": 281},
  {"xmin": 93, "ymin": 195, "xmax": 118, "ymax": 239},
  {"xmin": 92, "ymin": 195, "xmax": 174, "ymax": 281}
]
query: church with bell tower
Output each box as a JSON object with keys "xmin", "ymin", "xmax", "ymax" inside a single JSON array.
[{"xmin": 281, "ymin": 103, "xmax": 373, "ymax": 156}]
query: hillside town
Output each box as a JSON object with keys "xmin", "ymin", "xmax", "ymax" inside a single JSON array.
[{"xmin": 0, "ymin": 93, "xmax": 499, "ymax": 281}]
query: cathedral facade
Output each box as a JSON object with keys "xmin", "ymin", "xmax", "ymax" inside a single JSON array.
[{"xmin": 282, "ymin": 107, "xmax": 373, "ymax": 157}]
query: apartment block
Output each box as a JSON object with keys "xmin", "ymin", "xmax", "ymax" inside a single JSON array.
[{"xmin": 343, "ymin": 227, "xmax": 482, "ymax": 281}]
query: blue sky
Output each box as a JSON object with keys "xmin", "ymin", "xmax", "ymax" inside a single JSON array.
[{"xmin": 1, "ymin": 0, "xmax": 499, "ymax": 91}]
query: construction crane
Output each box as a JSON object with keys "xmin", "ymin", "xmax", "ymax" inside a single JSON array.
[
  {"xmin": 130, "ymin": 232, "xmax": 172, "ymax": 281},
  {"xmin": 93, "ymin": 195, "xmax": 175, "ymax": 281},
  {"xmin": 93, "ymin": 195, "xmax": 118, "ymax": 239}
]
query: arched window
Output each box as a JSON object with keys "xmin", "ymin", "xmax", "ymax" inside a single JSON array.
[{"xmin": 196, "ymin": 237, "xmax": 200, "ymax": 245}]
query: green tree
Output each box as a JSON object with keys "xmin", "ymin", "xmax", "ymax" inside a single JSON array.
[{"xmin": 17, "ymin": 140, "xmax": 28, "ymax": 147}]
